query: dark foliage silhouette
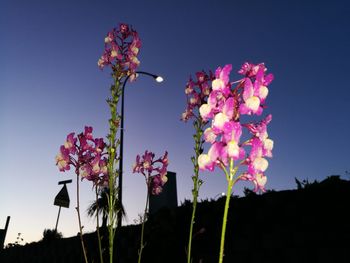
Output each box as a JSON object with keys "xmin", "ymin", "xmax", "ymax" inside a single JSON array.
[{"xmin": 2, "ymin": 176, "xmax": 349, "ymax": 263}]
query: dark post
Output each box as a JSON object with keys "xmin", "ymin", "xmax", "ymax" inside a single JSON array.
[
  {"xmin": 117, "ymin": 71, "xmax": 163, "ymax": 228},
  {"xmin": 54, "ymin": 180, "xmax": 72, "ymax": 231},
  {"xmin": 0, "ymin": 216, "xmax": 10, "ymax": 249}
]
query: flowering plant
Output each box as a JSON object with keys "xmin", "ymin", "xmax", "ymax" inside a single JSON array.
[
  {"xmin": 55, "ymin": 22, "xmax": 142, "ymax": 263},
  {"xmin": 133, "ymin": 151, "xmax": 169, "ymax": 263},
  {"xmin": 98, "ymin": 23, "xmax": 142, "ymax": 263},
  {"xmin": 181, "ymin": 70, "xmax": 214, "ymax": 263},
  {"xmin": 56, "ymin": 127, "xmax": 108, "ymax": 183},
  {"xmin": 133, "ymin": 150, "xmax": 169, "ymax": 194},
  {"xmin": 56, "ymin": 126, "xmax": 107, "ymax": 263},
  {"xmin": 181, "ymin": 70, "xmax": 214, "ymax": 122},
  {"xmin": 197, "ymin": 63, "xmax": 274, "ymax": 263},
  {"xmin": 98, "ymin": 23, "xmax": 141, "ymax": 81}
]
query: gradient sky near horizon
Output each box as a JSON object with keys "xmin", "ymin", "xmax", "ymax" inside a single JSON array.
[{"xmin": 1, "ymin": 0, "xmax": 350, "ymax": 245}]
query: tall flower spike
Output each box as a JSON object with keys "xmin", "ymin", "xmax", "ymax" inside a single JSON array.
[
  {"xmin": 198, "ymin": 63, "xmax": 273, "ymax": 188},
  {"xmin": 196, "ymin": 63, "xmax": 274, "ymax": 263},
  {"xmin": 181, "ymin": 70, "xmax": 215, "ymax": 122},
  {"xmin": 98, "ymin": 23, "xmax": 142, "ymax": 79}
]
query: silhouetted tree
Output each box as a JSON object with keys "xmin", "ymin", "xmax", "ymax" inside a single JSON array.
[
  {"xmin": 295, "ymin": 177, "xmax": 319, "ymax": 189},
  {"xmin": 243, "ymin": 187, "xmax": 256, "ymax": 197},
  {"xmin": 295, "ymin": 177, "xmax": 303, "ymax": 190},
  {"xmin": 87, "ymin": 187, "xmax": 126, "ymax": 228},
  {"xmin": 41, "ymin": 229, "xmax": 62, "ymax": 243}
]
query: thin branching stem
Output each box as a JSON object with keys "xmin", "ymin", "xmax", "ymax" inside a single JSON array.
[
  {"xmin": 138, "ymin": 178, "xmax": 150, "ymax": 263},
  {"xmin": 187, "ymin": 118, "xmax": 205, "ymax": 263},
  {"xmin": 76, "ymin": 174, "xmax": 89, "ymax": 263},
  {"xmin": 107, "ymin": 76, "xmax": 121, "ymax": 263},
  {"xmin": 219, "ymin": 159, "xmax": 237, "ymax": 263},
  {"xmin": 95, "ymin": 186, "xmax": 104, "ymax": 263}
]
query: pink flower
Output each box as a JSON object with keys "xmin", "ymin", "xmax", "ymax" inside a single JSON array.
[
  {"xmin": 197, "ymin": 63, "xmax": 274, "ymax": 192},
  {"xmin": 239, "ymin": 78, "xmax": 262, "ymax": 115},
  {"xmin": 222, "ymin": 121, "xmax": 242, "ymax": 143},
  {"xmin": 181, "ymin": 70, "xmax": 215, "ymax": 122},
  {"xmin": 196, "ymin": 71, "xmax": 206, "ymax": 83},
  {"xmin": 78, "ymin": 133, "xmax": 89, "ymax": 151},
  {"xmin": 240, "ymin": 172, "xmax": 267, "ymax": 193},
  {"xmin": 238, "ymin": 63, "xmax": 274, "ymax": 116},
  {"xmin": 212, "ymin": 112, "xmax": 230, "ymax": 132},
  {"xmin": 185, "ymin": 79, "xmax": 194, "ymax": 95},
  {"xmin": 212, "ymin": 64, "xmax": 232, "ymax": 95},
  {"xmin": 94, "ymin": 138, "xmax": 105, "ymax": 153},
  {"xmin": 119, "ymin": 23, "xmax": 130, "ymax": 35},
  {"xmin": 129, "ymin": 33, "xmax": 141, "ymax": 56},
  {"xmin": 132, "ymin": 155, "xmax": 141, "ymax": 173},
  {"xmin": 151, "ymin": 173, "xmax": 168, "ymax": 195},
  {"xmin": 244, "ymin": 114, "xmax": 272, "ymax": 140},
  {"xmin": 55, "ymin": 146, "xmax": 70, "ymax": 172},
  {"xmin": 98, "ymin": 23, "xmax": 141, "ymax": 77},
  {"xmin": 84, "ymin": 126, "xmax": 93, "ymax": 140},
  {"xmin": 56, "ymin": 127, "xmax": 108, "ymax": 185},
  {"xmin": 207, "ymin": 90, "xmax": 227, "ymax": 116},
  {"xmin": 238, "ymin": 62, "xmax": 266, "ymax": 78},
  {"xmin": 198, "ymin": 142, "xmax": 226, "ymax": 171},
  {"xmin": 198, "ymin": 154, "xmax": 214, "ymax": 171},
  {"xmin": 161, "ymin": 151, "xmax": 169, "ymax": 166},
  {"xmin": 79, "ymin": 164, "xmax": 92, "ymax": 179},
  {"xmin": 91, "ymin": 155, "xmax": 102, "ymax": 174},
  {"xmin": 244, "ymin": 115, "xmax": 273, "ymax": 157},
  {"xmin": 110, "ymin": 45, "xmax": 122, "ymax": 60},
  {"xmin": 199, "ymin": 103, "xmax": 213, "ymax": 121},
  {"xmin": 203, "ymin": 127, "xmax": 217, "ymax": 143},
  {"xmin": 64, "ymin": 133, "xmax": 77, "ymax": 154},
  {"xmin": 181, "ymin": 108, "xmax": 193, "ymax": 122},
  {"xmin": 99, "ymin": 158, "xmax": 108, "ymax": 175},
  {"xmin": 133, "ymin": 151, "xmax": 169, "ymax": 195},
  {"xmin": 222, "ymin": 122, "xmax": 245, "ymax": 160},
  {"xmin": 245, "ymin": 138, "xmax": 270, "ymax": 177},
  {"xmin": 226, "ymin": 140, "xmax": 240, "ymax": 159},
  {"xmin": 254, "ymin": 173, "xmax": 267, "ymax": 192}
]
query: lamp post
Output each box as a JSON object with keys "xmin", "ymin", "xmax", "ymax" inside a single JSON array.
[{"xmin": 118, "ymin": 71, "xmax": 163, "ymax": 227}]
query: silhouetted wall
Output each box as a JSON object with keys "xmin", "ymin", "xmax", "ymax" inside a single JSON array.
[{"xmin": 149, "ymin": 171, "xmax": 178, "ymax": 215}]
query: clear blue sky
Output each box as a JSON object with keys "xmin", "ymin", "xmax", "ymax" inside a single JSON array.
[{"xmin": 1, "ymin": 0, "xmax": 349, "ymax": 245}]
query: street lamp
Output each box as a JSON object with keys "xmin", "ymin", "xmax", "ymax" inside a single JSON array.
[{"xmin": 118, "ymin": 71, "xmax": 164, "ymax": 227}]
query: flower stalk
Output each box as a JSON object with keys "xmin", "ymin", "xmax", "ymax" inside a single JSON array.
[
  {"xmin": 56, "ymin": 128, "xmax": 108, "ymax": 263},
  {"xmin": 95, "ymin": 186, "xmax": 104, "ymax": 263},
  {"xmin": 218, "ymin": 160, "xmax": 238, "ymax": 263},
  {"xmin": 187, "ymin": 118, "xmax": 205, "ymax": 263},
  {"xmin": 76, "ymin": 174, "xmax": 89, "ymax": 263},
  {"xmin": 106, "ymin": 76, "xmax": 121, "ymax": 263},
  {"xmin": 138, "ymin": 179, "xmax": 150, "ymax": 263},
  {"xmin": 56, "ymin": 22, "xmax": 142, "ymax": 263},
  {"xmin": 195, "ymin": 63, "xmax": 274, "ymax": 263},
  {"xmin": 98, "ymin": 23, "xmax": 142, "ymax": 263},
  {"xmin": 181, "ymin": 70, "xmax": 213, "ymax": 263},
  {"xmin": 133, "ymin": 150, "xmax": 169, "ymax": 262}
]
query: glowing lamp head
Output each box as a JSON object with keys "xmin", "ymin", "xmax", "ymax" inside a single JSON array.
[{"xmin": 155, "ymin": 76, "xmax": 164, "ymax": 83}]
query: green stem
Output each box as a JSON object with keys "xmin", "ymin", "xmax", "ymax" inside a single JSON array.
[
  {"xmin": 107, "ymin": 76, "xmax": 121, "ymax": 263},
  {"xmin": 187, "ymin": 190, "xmax": 198, "ymax": 263},
  {"xmin": 95, "ymin": 187, "xmax": 104, "ymax": 263},
  {"xmin": 138, "ymin": 181, "xmax": 150, "ymax": 263},
  {"xmin": 187, "ymin": 119, "xmax": 204, "ymax": 263},
  {"xmin": 218, "ymin": 159, "xmax": 237, "ymax": 263},
  {"xmin": 76, "ymin": 174, "xmax": 89, "ymax": 263}
]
